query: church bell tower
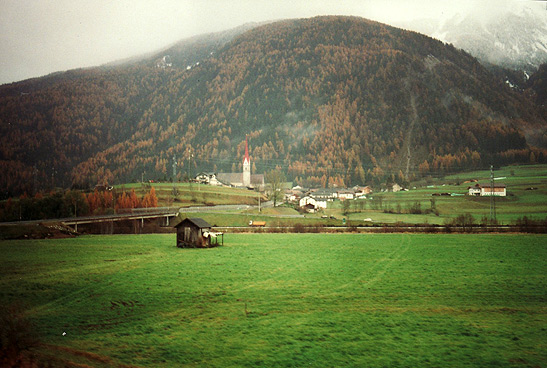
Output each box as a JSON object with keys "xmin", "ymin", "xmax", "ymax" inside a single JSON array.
[{"xmin": 243, "ymin": 137, "xmax": 251, "ymax": 187}]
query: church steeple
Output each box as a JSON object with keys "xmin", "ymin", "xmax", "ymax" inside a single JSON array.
[
  {"xmin": 244, "ymin": 136, "xmax": 250, "ymax": 164},
  {"xmin": 243, "ymin": 136, "xmax": 251, "ymax": 187}
]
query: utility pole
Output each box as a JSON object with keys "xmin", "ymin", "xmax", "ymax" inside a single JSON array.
[
  {"xmin": 74, "ymin": 198, "xmax": 78, "ymax": 232},
  {"xmin": 490, "ymin": 165, "xmax": 496, "ymax": 224},
  {"xmin": 172, "ymin": 155, "xmax": 177, "ymax": 198},
  {"xmin": 33, "ymin": 165, "xmax": 38, "ymax": 195},
  {"xmin": 187, "ymin": 149, "xmax": 194, "ymax": 189},
  {"xmin": 172, "ymin": 154, "xmax": 177, "ymax": 181}
]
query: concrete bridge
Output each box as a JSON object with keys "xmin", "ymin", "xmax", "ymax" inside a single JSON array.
[{"xmin": 61, "ymin": 207, "xmax": 179, "ymax": 232}]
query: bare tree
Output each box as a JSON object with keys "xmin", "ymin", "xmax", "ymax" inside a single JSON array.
[{"xmin": 265, "ymin": 169, "xmax": 286, "ymax": 207}]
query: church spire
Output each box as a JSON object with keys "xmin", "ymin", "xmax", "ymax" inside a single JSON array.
[
  {"xmin": 244, "ymin": 136, "xmax": 250, "ymax": 164},
  {"xmin": 243, "ymin": 136, "xmax": 251, "ymax": 187}
]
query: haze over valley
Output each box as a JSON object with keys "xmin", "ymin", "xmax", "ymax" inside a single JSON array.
[{"xmin": 0, "ymin": 1, "xmax": 546, "ymax": 197}]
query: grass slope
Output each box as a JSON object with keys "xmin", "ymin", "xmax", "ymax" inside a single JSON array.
[
  {"xmin": 105, "ymin": 165, "xmax": 546, "ymax": 227},
  {"xmin": 1, "ymin": 234, "xmax": 545, "ymax": 367},
  {"xmin": 118, "ymin": 182, "xmax": 262, "ymax": 208},
  {"xmin": 326, "ymin": 164, "xmax": 547, "ymax": 225}
]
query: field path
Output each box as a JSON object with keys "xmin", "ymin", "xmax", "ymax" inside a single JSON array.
[
  {"xmin": 22, "ymin": 252, "xmax": 159, "ymax": 318},
  {"xmin": 315, "ymin": 233, "xmax": 412, "ymax": 299}
]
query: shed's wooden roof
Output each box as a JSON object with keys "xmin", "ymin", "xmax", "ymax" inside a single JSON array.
[{"xmin": 174, "ymin": 217, "xmax": 212, "ymax": 229}]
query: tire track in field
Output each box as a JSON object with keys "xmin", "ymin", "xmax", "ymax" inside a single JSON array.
[
  {"xmin": 0, "ymin": 255, "xmax": 151, "ymax": 286},
  {"xmin": 233, "ymin": 234, "xmax": 412, "ymax": 298},
  {"xmin": 231, "ymin": 237, "xmax": 336, "ymax": 294},
  {"xmin": 325, "ymin": 233, "xmax": 412, "ymax": 296},
  {"xmin": 22, "ymin": 253, "xmax": 158, "ymax": 317}
]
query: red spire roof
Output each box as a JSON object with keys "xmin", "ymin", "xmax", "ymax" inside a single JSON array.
[{"xmin": 244, "ymin": 136, "xmax": 250, "ymax": 163}]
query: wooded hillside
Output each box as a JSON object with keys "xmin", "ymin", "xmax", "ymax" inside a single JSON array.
[{"xmin": 0, "ymin": 16, "xmax": 545, "ymax": 196}]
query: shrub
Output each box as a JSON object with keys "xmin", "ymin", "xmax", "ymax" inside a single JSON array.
[
  {"xmin": 450, "ymin": 213, "xmax": 476, "ymax": 233},
  {"xmin": 515, "ymin": 216, "xmax": 547, "ymax": 233},
  {"xmin": 407, "ymin": 201, "xmax": 422, "ymax": 214},
  {"xmin": 292, "ymin": 223, "xmax": 306, "ymax": 233},
  {"xmin": 0, "ymin": 304, "xmax": 40, "ymax": 367}
]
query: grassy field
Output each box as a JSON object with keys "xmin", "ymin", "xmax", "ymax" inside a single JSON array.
[
  {"xmin": 316, "ymin": 164, "xmax": 547, "ymax": 225},
  {"xmin": 116, "ymin": 182, "xmax": 263, "ymax": 208},
  {"xmin": 1, "ymin": 234, "xmax": 545, "ymax": 367},
  {"xmin": 108, "ymin": 165, "xmax": 547, "ymax": 227}
]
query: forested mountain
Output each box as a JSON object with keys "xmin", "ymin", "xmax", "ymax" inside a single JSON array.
[
  {"xmin": 393, "ymin": 6, "xmax": 547, "ymax": 73},
  {"xmin": 0, "ymin": 16, "xmax": 545, "ymax": 196},
  {"xmin": 113, "ymin": 22, "xmax": 265, "ymax": 70},
  {"xmin": 526, "ymin": 63, "xmax": 547, "ymax": 109}
]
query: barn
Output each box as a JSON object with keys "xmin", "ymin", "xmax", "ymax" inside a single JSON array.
[
  {"xmin": 173, "ymin": 217, "xmax": 223, "ymax": 248},
  {"xmin": 467, "ymin": 183, "xmax": 507, "ymax": 197}
]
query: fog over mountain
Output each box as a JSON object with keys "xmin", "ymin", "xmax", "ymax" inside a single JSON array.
[
  {"xmin": 1, "ymin": 16, "xmax": 545, "ymax": 196},
  {"xmin": 1, "ymin": 0, "xmax": 544, "ymax": 85},
  {"xmin": 393, "ymin": 3, "xmax": 547, "ymax": 72}
]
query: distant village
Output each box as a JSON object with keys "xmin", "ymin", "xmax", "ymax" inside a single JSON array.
[{"xmin": 192, "ymin": 139, "xmax": 507, "ymax": 214}]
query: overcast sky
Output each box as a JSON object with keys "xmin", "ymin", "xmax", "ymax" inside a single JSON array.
[{"xmin": 0, "ymin": 0, "xmax": 543, "ymax": 85}]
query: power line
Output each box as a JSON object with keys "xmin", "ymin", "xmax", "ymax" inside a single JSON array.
[
  {"xmin": 490, "ymin": 165, "xmax": 497, "ymax": 224},
  {"xmin": 192, "ymin": 156, "xmax": 499, "ymax": 177}
]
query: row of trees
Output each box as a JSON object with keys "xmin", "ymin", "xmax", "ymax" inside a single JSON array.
[{"xmin": 0, "ymin": 187, "xmax": 158, "ymax": 222}]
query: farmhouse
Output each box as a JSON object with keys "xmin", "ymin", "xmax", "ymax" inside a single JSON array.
[
  {"xmin": 285, "ymin": 187, "xmax": 306, "ymax": 203},
  {"xmin": 195, "ymin": 172, "xmax": 222, "ymax": 186},
  {"xmin": 310, "ymin": 188, "xmax": 338, "ymax": 201},
  {"xmin": 392, "ymin": 183, "xmax": 403, "ymax": 192},
  {"xmin": 353, "ymin": 185, "xmax": 372, "ymax": 198},
  {"xmin": 299, "ymin": 196, "xmax": 327, "ymax": 212},
  {"xmin": 173, "ymin": 217, "xmax": 223, "ymax": 248},
  {"xmin": 467, "ymin": 183, "xmax": 507, "ymax": 197},
  {"xmin": 337, "ymin": 189, "xmax": 355, "ymax": 201}
]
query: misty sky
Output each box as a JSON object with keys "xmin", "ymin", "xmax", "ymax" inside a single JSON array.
[{"xmin": 0, "ymin": 0, "xmax": 543, "ymax": 85}]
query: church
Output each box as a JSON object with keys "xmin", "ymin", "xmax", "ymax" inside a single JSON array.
[{"xmin": 217, "ymin": 138, "xmax": 265, "ymax": 190}]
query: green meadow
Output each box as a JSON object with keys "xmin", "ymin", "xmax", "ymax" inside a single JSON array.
[
  {"xmin": 177, "ymin": 165, "xmax": 547, "ymax": 226},
  {"xmin": 1, "ymin": 233, "xmax": 545, "ymax": 367},
  {"xmin": 318, "ymin": 164, "xmax": 547, "ymax": 225},
  {"xmin": 117, "ymin": 182, "xmax": 263, "ymax": 208},
  {"xmin": 106, "ymin": 165, "xmax": 547, "ymax": 227}
]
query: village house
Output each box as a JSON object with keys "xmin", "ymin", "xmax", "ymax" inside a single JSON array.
[
  {"xmin": 353, "ymin": 186, "xmax": 372, "ymax": 198},
  {"xmin": 299, "ymin": 196, "xmax": 327, "ymax": 212},
  {"xmin": 297, "ymin": 185, "xmax": 373, "ymax": 212},
  {"xmin": 195, "ymin": 172, "xmax": 222, "ymax": 186},
  {"xmin": 310, "ymin": 188, "xmax": 338, "ymax": 201},
  {"xmin": 337, "ymin": 189, "xmax": 355, "ymax": 201},
  {"xmin": 468, "ymin": 183, "xmax": 507, "ymax": 197},
  {"xmin": 392, "ymin": 183, "xmax": 403, "ymax": 192},
  {"xmin": 468, "ymin": 184, "xmax": 481, "ymax": 196},
  {"xmin": 285, "ymin": 187, "xmax": 306, "ymax": 203}
]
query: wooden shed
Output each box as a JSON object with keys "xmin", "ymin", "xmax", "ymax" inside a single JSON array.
[{"xmin": 173, "ymin": 217, "xmax": 223, "ymax": 248}]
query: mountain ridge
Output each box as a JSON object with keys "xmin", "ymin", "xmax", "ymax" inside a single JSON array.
[
  {"xmin": 0, "ymin": 16, "xmax": 545, "ymax": 196},
  {"xmin": 393, "ymin": 6, "xmax": 547, "ymax": 73}
]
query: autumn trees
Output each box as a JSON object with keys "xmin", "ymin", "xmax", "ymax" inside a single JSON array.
[
  {"xmin": 0, "ymin": 16, "xmax": 545, "ymax": 197},
  {"xmin": 0, "ymin": 187, "xmax": 158, "ymax": 221}
]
